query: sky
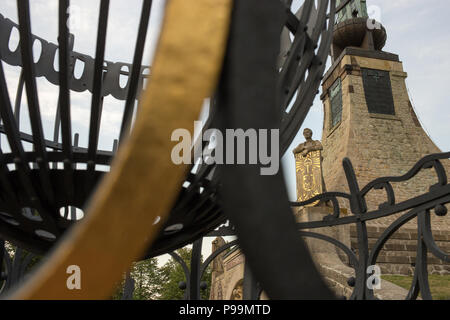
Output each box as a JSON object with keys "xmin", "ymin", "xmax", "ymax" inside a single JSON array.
[
  {"xmin": 0, "ymin": 0, "xmax": 449, "ymax": 260},
  {"xmin": 282, "ymin": 0, "xmax": 450, "ymax": 200},
  {"xmin": 0, "ymin": 0, "xmax": 166, "ymax": 153}
]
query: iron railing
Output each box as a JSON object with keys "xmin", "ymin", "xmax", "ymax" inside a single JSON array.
[{"xmin": 0, "ymin": 0, "xmax": 447, "ymax": 300}]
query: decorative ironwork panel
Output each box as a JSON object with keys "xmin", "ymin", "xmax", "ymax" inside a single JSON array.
[{"xmin": 361, "ymin": 68, "xmax": 395, "ymax": 115}]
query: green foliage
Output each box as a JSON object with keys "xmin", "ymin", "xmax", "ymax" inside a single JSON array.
[
  {"xmin": 2, "ymin": 241, "xmax": 212, "ymax": 300},
  {"xmin": 158, "ymin": 247, "xmax": 211, "ymax": 300},
  {"xmin": 111, "ymin": 257, "xmax": 161, "ymax": 300},
  {"xmin": 0, "ymin": 242, "xmax": 43, "ymax": 291},
  {"xmin": 112, "ymin": 246, "xmax": 212, "ymax": 300},
  {"xmin": 131, "ymin": 258, "xmax": 161, "ymax": 300},
  {"xmin": 110, "ymin": 278, "xmax": 125, "ymax": 300},
  {"xmin": 382, "ymin": 274, "xmax": 450, "ymax": 300},
  {"xmin": 1, "ymin": 242, "xmax": 42, "ymax": 274},
  {"xmin": 158, "ymin": 248, "xmax": 191, "ymax": 300}
]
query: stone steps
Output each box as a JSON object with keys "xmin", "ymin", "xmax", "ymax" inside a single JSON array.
[
  {"xmin": 349, "ymin": 225, "xmax": 450, "ymax": 241},
  {"xmin": 377, "ymin": 263, "xmax": 450, "ymax": 276},
  {"xmin": 351, "ymin": 238, "xmax": 450, "ymax": 252},
  {"xmin": 372, "ymin": 239, "xmax": 450, "ymax": 251},
  {"xmin": 351, "ymin": 249, "xmax": 450, "ymax": 265}
]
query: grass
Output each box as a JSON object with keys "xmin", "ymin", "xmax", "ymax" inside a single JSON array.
[{"xmin": 382, "ymin": 275, "xmax": 450, "ymax": 300}]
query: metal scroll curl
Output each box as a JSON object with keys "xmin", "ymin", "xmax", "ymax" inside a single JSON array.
[{"xmin": 291, "ymin": 153, "xmax": 450, "ymax": 300}]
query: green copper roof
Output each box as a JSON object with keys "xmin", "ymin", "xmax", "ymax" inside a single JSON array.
[{"xmin": 336, "ymin": 0, "xmax": 368, "ymax": 24}]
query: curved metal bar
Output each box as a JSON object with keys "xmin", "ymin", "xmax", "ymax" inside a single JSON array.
[
  {"xmin": 1, "ymin": 151, "xmax": 112, "ymax": 167},
  {"xmin": 0, "ymin": 50, "xmax": 59, "ymax": 235},
  {"xmin": 354, "ymin": 222, "xmax": 370, "ymax": 300},
  {"xmin": 361, "ymin": 192, "xmax": 450, "ymax": 223},
  {"xmin": 0, "ymin": 126, "xmax": 116, "ymax": 155},
  {"xmin": 405, "ymin": 266, "xmax": 420, "ymax": 300},
  {"xmin": 343, "ymin": 158, "xmax": 367, "ymax": 214},
  {"xmin": 298, "ymin": 231, "xmax": 360, "ymax": 269},
  {"xmin": 415, "ymin": 213, "xmax": 432, "ymax": 300},
  {"xmin": 360, "ymin": 153, "xmax": 450, "ymax": 196},
  {"xmin": 430, "ymin": 160, "xmax": 448, "ymax": 188},
  {"xmin": 368, "ymin": 207, "xmax": 423, "ymax": 267},
  {"xmin": 280, "ymin": 0, "xmax": 336, "ymax": 154},
  {"xmin": 277, "ymin": 0, "xmax": 313, "ymax": 106},
  {"xmin": 87, "ymin": 0, "xmax": 110, "ymax": 179},
  {"xmin": 284, "ymin": 0, "xmax": 328, "ymax": 105},
  {"xmin": 13, "ymin": 70, "xmax": 24, "ymax": 127},
  {"xmin": 299, "ymin": 230, "xmax": 363, "ymax": 299},
  {"xmin": 199, "ymin": 240, "xmax": 239, "ymax": 280},
  {"xmin": 58, "ymin": 0, "xmax": 75, "ymax": 204},
  {"xmin": 119, "ymin": 0, "xmax": 153, "ymax": 140},
  {"xmin": 291, "ymin": 191, "xmax": 351, "ymax": 219},
  {"xmin": 372, "ymin": 182, "xmax": 396, "ymax": 208},
  {"xmin": 168, "ymin": 251, "xmax": 191, "ymax": 298},
  {"xmin": 217, "ymin": 0, "xmax": 334, "ymax": 299},
  {"xmin": 420, "ymin": 209, "xmax": 450, "ymax": 262},
  {"xmin": 341, "ymin": 158, "xmax": 371, "ymax": 299},
  {"xmin": 367, "ymin": 204, "xmax": 450, "ymax": 300},
  {"xmin": 297, "ymin": 188, "xmax": 450, "ymax": 230},
  {"xmin": 189, "ymin": 239, "xmax": 203, "ymax": 300},
  {"xmin": 17, "ymin": 1, "xmax": 55, "ymax": 206}
]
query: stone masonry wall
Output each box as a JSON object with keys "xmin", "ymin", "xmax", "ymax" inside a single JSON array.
[{"xmin": 321, "ymin": 53, "xmax": 450, "ymax": 231}]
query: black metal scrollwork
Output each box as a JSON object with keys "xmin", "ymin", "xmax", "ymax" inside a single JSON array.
[{"xmin": 289, "ymin": 153, "xmax": 450, "ymax": 300}]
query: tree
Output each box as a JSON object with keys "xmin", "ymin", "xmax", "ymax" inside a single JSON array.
[
  {"xmin": 111, "ymin": 247, "xmax": 212, "ymax": 300},
  {"xmin": 158, "ymin": 247, "xmax": 211, "ymax": 300},
  {"xmin": 131, "ymin": 258, "xmax": 162, "ymax": 300},
  {"xmin": 111, "ymin": 257, "xmax": 162, "ymax": 300}
]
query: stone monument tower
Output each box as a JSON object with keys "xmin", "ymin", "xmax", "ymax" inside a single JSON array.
[{"xmin": 320, "ymin": 0, "xmax": 450, "ymax": 274}]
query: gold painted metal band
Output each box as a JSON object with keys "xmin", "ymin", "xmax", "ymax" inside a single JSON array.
[{"xmin": 10, "ymin": 0, "xmax": 232, "ymax": 299}]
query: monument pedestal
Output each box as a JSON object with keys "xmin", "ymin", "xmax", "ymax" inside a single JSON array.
[
  {"xmin": 294, "ymin": 206, "xmax": 350, "ymax": 266},
  {"xmin": 293, "ymin": 206, "xmax": 409, "ymax": 299},
  {"xmin": 293, "ymin": 205, "xmax": 356, "ymax": 298}
]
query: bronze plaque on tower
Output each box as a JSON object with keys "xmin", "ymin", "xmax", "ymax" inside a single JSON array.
[{"xmin": 361, "ymin": 68, "xmax": 395, "ymax": 115}]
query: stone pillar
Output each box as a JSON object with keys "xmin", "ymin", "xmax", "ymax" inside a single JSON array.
[{"xmin": 295, "ymin": 206, "xmax": 350, "ymax": 266}]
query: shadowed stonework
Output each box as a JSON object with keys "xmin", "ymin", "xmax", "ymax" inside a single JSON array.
[{"xmin": 320, "ymin": 10, "xmax": 450, "ymax": 278}]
